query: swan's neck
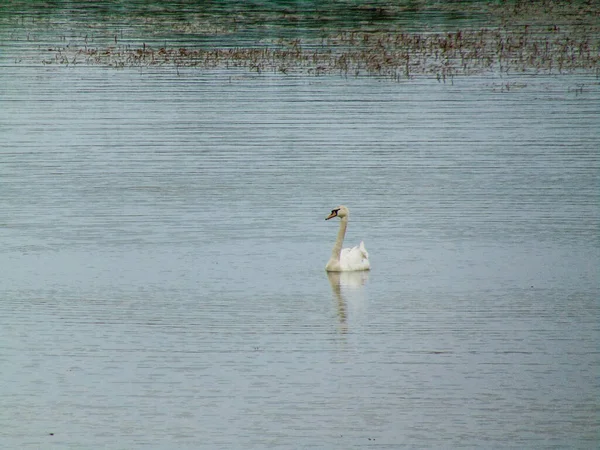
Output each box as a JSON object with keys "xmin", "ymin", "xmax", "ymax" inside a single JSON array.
[{"xmin": 331, "ymin": 217, "xmax": 348, "ymax": 261}]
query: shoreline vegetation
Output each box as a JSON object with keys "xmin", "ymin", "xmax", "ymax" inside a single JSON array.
[{"xmin": 4, "ymin": 0, "xmax": 599, "ymax": 81}]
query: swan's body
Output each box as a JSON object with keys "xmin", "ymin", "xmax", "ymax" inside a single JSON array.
[{"xmin": 325, "ymin": 206, "xmax": 370, "ymax": 272}]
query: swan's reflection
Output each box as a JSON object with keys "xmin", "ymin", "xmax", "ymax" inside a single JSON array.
[{"xmin": 327, "ymin": 271, "xmax": 370, "ymax": 333}]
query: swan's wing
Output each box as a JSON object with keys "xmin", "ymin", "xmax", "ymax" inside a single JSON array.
[
  {"xmin": 340, "ymin": 242, "xmax": 370, "ymax": 271},
  {"xmin": 359, "ymin": 241, "xmax": 369, "ymax": 259}
]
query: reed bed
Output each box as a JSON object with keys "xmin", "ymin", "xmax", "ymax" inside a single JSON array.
[
  {"xmin": 36, "ymin": 0, "xmax": 600, "ymax": 81},
  {"xmin": 44, "ymin": 25, "xmax": 599, "ymax": 81}
]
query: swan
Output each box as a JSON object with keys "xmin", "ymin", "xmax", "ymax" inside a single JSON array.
[{"xmin": 325, "ymin": 205, "xmax": 370, "ymax": 272}]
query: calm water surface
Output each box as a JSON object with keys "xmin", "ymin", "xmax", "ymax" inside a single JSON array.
[{"xmin": 1, "ymin": 42, "xmax": 599, "ymax": 449}]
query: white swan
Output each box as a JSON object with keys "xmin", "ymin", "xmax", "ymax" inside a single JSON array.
[{"xmin": 325, "ymin": 205, "xmax": 371, "ymax": 272}]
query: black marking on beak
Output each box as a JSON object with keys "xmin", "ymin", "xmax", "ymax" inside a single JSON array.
[{"xmin": 325, "ymin": 208, "xmax": 340, "ymax": 220}]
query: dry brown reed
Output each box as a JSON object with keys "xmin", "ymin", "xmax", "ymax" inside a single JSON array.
[
  {"xmin": 40, "ymin": 0, "xmax": 599, "ymax": 81},
  {"xmin": 45, "ymin": 25, "xmax": 599, "ymax": 82}
]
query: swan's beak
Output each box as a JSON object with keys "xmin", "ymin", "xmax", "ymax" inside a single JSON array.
[{"xmin": 325, "ymin": 211, "xmax": 337, "ymax": 220}]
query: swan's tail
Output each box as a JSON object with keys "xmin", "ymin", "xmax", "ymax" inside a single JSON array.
[{"xmin": 359, "ymin": 241, "xmax": 369, "ymax": 259}]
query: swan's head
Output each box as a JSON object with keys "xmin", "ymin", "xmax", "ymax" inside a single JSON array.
[{"xmin": 326, "ymin": 205, "xmax": 349, "ymax": 220}]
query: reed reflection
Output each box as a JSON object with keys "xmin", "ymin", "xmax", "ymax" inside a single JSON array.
[{"xmin": 327, "ymin": 271, "xmax": 369, "ymax": 333}]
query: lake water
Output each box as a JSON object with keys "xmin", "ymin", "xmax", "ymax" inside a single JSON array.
[{"xmin": 1, "ymin": 14, "xmax": 599, "ymax": 450}]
